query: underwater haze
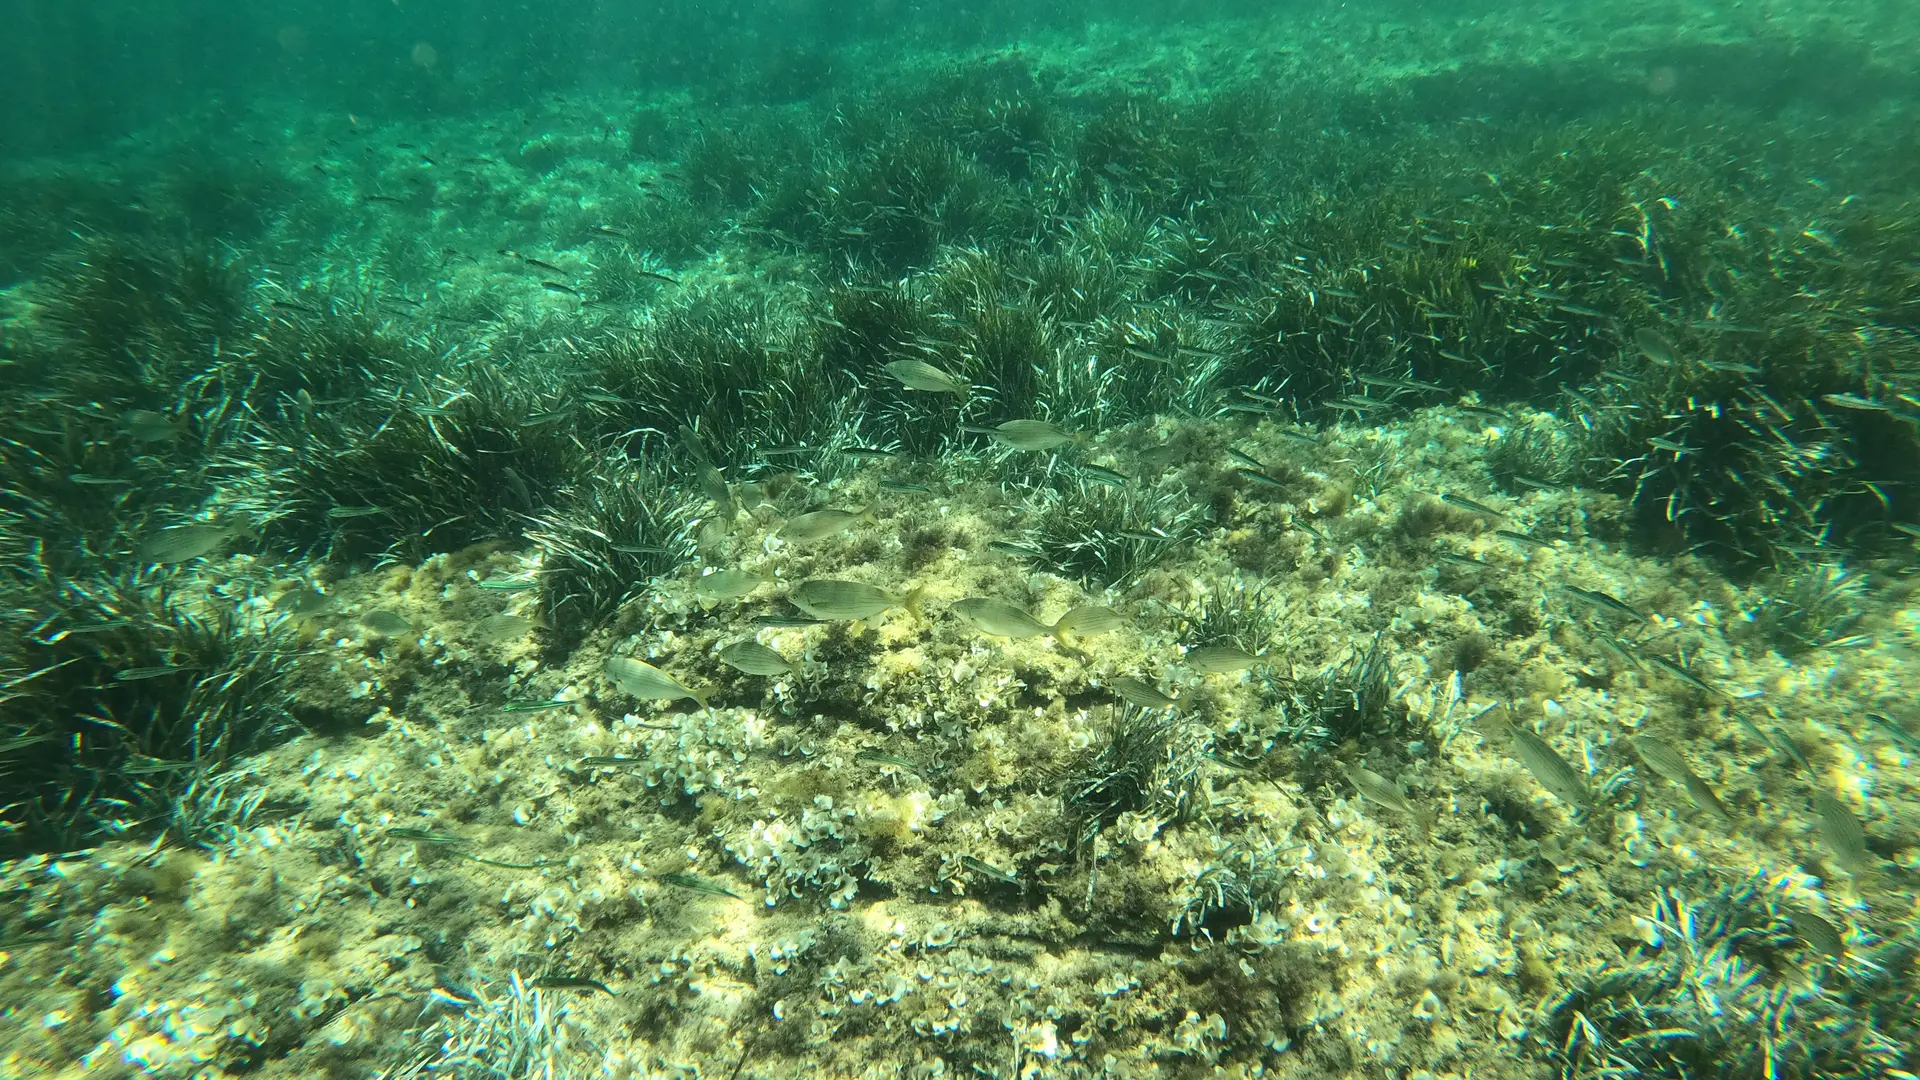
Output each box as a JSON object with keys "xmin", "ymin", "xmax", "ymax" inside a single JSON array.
[{"xmin": 3, "ymin": 1, "xmax": 1919, "ymax": 1078}]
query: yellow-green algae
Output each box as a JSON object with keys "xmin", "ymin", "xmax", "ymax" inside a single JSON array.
[{"xmin": 4, "ymin": 403, "xmax": 1917, "ymax": 1079}]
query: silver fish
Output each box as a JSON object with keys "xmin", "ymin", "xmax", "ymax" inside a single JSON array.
[
  {"xmin": 950, "ymin": 597, "xmax": 1053, "ymax": 639},
  {"xmin": 884, "ymin": 359, "xmax": 969, "ymax": 393},
  {"xmin": 1110, "ymin": 677, "xmax": 1179, "ymax": 710},
  {"xmin": 605, "ymin": 657, "xmax": 711, "ymax": 707},
  {"xmin": 788, "ymin": 579, "xmax": 924, "ymax": 622},
  {"xmin": 120, "ymin": 409, "xmax": 179, "ymax": 443},
  {"xmin": 1812, "ymin": 794, "xmax": 1873, "ymax": 875},
  {"xmin": 1439, "ymin": 493, "xmax": 1508, "ymax": 519},
  {"xmin": 778, "ymin": 507, "xmax": 869, "ymax": 545},
  {"xmin": 1342, "ymin": 764, "xmax": 1429, "ymax": 837},
  {"xmin": 1633, "ymin": 327, "xmax": 1677, "ymax": 366},
  {"xmin": 968, "ymin": 420, "xmax": 1080, "ymax": 451},
  {"xmin": 472, "ymin": 614, "xmax": 537, "ymax": 643},
  {"xmin": 1632, "ymin": 736, "xmax": 1732, "ymax": 823},
  {"xmin": 1787, "ymin": 910, "xmax": 1846, "ymax": 958},
  {"xmin": 1342, "ymin": 764, "xmax": 1415, "ymax": 817},
  {"xmin": 717, "ymin": 641, "xmax": 794, "ymax": 676},
  {"xmin": 1185, "ymin": 645, "xmax": 1261, "ymax": 674},
  {"xmin": 694, "ymin": 569, "xmax": 769, "ymax": 605},
  {"xmin": 359, "ymin": 609, "xmax": 414, "ymax": 637},
  {"xmin": 1509, "ymin": 728, "xmax": 1591, "ymax": 810},
  {"xmin": 1051, "ymin": 605, "xmax": 1126, "ymax": 639},
  {"xmin": 136, "ymin": 521, "xmax": 249, "ymax": 565}
]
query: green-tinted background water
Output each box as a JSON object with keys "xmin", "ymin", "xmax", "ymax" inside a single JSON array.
[{"xmin": 2, "ymin": 1, "xmax": 1917, "ymax": 1077}]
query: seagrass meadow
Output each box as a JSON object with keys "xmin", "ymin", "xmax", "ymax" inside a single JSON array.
[{"xmin": 3, "ymin": 0, "xmax": 1920, "ymax": 1077}]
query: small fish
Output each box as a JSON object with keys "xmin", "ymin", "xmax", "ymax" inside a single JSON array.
[
  {"xmin": 1051, "ymin": 605, "xmax": 1126, "ymax": 640},
  {"xmin": 1555, "ymin": 304, "xmax": 1606, "ymax": 317},
  {"xmin": 1220, "ymin": 402, "xmax": 1281, "ymax": 416},
  {"xmin": 1455, "ymin": 404, "xmax": 1511, "ymax": 421},
  {"xmin": 579, "ymin": 755, "xmax": 652, "ymax": 767},
  {"xmin": 1695, "ymin": 359, "xmax": 1759, "ymax": 374},
  {"xmin": 327, "ymin": 506, "xmax": 385, "ymax": 520},
  {"xmin": 1631, "ymin": 736, "xmax": 1731, "ymax": 822},
  {"xmin": 878, "ymin": 480, "xmax": 936, "ymax": 494},
  {"xmin": 116, "ymin": 666, "xmax": 187, "ymax": 682},
  {"xmin": 855, "ymin": 749, "xmax": 926, "ymax": 777},
  {"xmin": 987, "ymin": 540, "xmax": 1045, "ymax": 558},
  {"xmin": 1771, "ymin": 727, "xmax": 1816, "ymax": 774},
  {"xmin": 1439, "ymin": 493, "xmax": 1508, "ymax": 519},
  {"xmin": 755, "ymin": 615, "xmax": 826, "ymax": 628},
  {"xmin": 1820, "ymin": 392, "xmax": 1889, "ymax": 412},
  {"xmin": 1110, "ymin": 677, "xmax": 1179, "ymax": 710},
  {"xmin": 1341, "ymin": 764, "xmax": 1426, "ymax": 834},
  {"xmin": 951, "ymin": 597, "xmax": 1054, "ymax": 639},
  {"xmin": 658, "ymin": 871, "xmax": 742, "ymax": 900},
  {"xmin": 1509, "ymin": 727, "xmax": 1592, "ymax": 810},
  {"xmin": 1493, "ymin": 529, "xmax": 1554, "ymax": 550},
  {"xmin": 137, "ymin": 521, "xmax": 249, "ymax": 565},
  {"xmin": 119, "ymin": 409, "xmax": 179, "ymax": 443},
  {"xmin": 1185, "ymin": 645, "xmax": 1261, "ymax": 674},
  {"xmin": 1633, "ymin": 328, "xmax": 1677, "ymax": 366},
  {"xmin": 540, "ymin": 281, "xmax": 582, "ymax": 297},
  {"xmin": 960, "ymin": 855, "xmax": 1021, "ymax": 887},
  {"xmin": 388, "ymin": 826, "xmax": 468, "ymax": 845},
  {"xmin": 842, "ymin": 446, "xmax": 898, "ymax": 460},
  {"xmin": 520, "ymin": 406, "xmax": 576, "ymax": 428},
  {"xmin": 1225, "ymin": 448, "xmax": 1266, "ymax": 470},
  {"xmin": 273, "ymin": 587, "xmax": 330, "ymax": 615},
  {"xmin": 604, "ymin": 657, "xmax": 711, "ymax": 707},
  {"xmin": 501, "ymin": 699, "xmax": 575, "ymax": 713},
  {"xmin": 1436, "ymin": 552, "xmax": 1493, "ymax": 569},
  {"xmin": 717, "ymin": 641, "xmax": 794, "ymax": 676},
  {"xmin": 1787, "ymin": 910, "xmax": 1846, "ymax": 959},
  {"xmin": 1642, "ymin": 654, "xmax": 1720, "ymax": 696},
  {"xmin": 1560, "ymin": 585, "xmax": 1646, "ymax": 621},
  {"xmin": 359, "ymin": 610, "xmax": 414, "ymax": 637},
  {"xmin": 884, "ymin": 359, "xmax": 970, "ymax": 393},
  {"xmin": 1075, "ymin": 463, "xmax": 1131, "ymax": 487},
  {"xmin": 120, "ymin": 756, "xmax": 195, "ymax": 775},
  {"xmin": 788, "ymin": 579, "xmax": 924, "ymax": 622},
  {"xmin": 778, "ymin": 507, "xmax": 871, "ymax": 545},
  {"xmin": 1647, "ymin": 437, "xmax": 1691, "ymax": 455},
  {"xmin": 472, "ymin": 614, "xmax": 537, "ymax": 644},
  {"xmin": 1234, "ymin": 468, "xmax": 1290, "ymax": 489},
  {"xmin": 532, "ymin": 976, "xmax": 615, "ymax": 996},
  {"xmin": 1116, "ymin": 530, "xmax": 1175, "ymax": 543},
  {"xmin": 694, "ymin": 569, "xmax": 769, "ymax": 605},
  {"xmin": 67, "ymin": 473, "xmax": 131, "ymax": 486},
  {"xmin": 1812, "ymin": 794, "xmax": 1874, "ymax": 875},
  {"xmin": 1864, "ymin": 712, "xmax": 1920, "ymax": 752},
  {"xmin": 963, "ymin": 420, "xmax": 1081, "ymax": 451},
  {"xmin": 475, "ymin": 577, "xmax": 538, "ymax": 591}
]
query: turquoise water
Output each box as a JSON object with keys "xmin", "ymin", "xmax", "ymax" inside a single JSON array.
[{"xmin": 2, "ymin": 2, "xmax": 1917, "ymax": 1077}]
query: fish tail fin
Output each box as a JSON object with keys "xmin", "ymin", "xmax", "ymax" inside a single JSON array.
[
  {"xmin": 901, "ymin": 585, "xmax": 927, "ymax": 622},
  {"xmin": 689, "ymin": 686, "xmax": 714, "ymax": 709}
]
